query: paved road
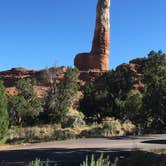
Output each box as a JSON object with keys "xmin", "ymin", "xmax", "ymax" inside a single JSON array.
[{"xmin": 0, "ymin": 134, "xmax": 166, "ymax": 166}]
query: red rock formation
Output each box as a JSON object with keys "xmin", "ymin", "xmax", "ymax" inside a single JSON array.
[
  {"xmin": 0, "ymin": 57, "xmax": 148, "ymax": 97},
  {"xmin": 74, "ymin": 0, "xmax": 110, "ymax": 71},
  {"xmin": 0, "ymin": 67, "xmax": 67, "ymax": 98},
  {"xmin": 0, "ymin": 67, "xmax": 66, "ymax": 88}
]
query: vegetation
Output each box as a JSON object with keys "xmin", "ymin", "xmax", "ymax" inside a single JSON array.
[
  {"xmin": 7, "ymin": 119, "xmax": 134, "ymax": 144},
  {"xmin": 80, "ymin": 154, "xmax": 111, "ymax": 166},
  {"xmin": 140, "ymin": 51, "xmax": 166, "ymax": 130},
  {"xmin": 0, "ymin": 50, "xmax": 165, "ymax": 145},
  {"xmin": 28, "ymin": 151, "xmax": 166, "ymax": 166},
  {"xmin": 8, "ymin": 79, "xmax": 42, "ymax": 127},
  {"xmin": 29, "ymin": 159, "xmax": 57, "ymax": 166},
  {"xmin": 79, "ymin": 50, "xmax": 166, "ymax": 133},
  {"xmin": 0, "ymin": 81, "xmax": 9, "ymax": 143},
  {"xmin": 43, "ymin": 67, "xmax": 79, "ymax": 124}
]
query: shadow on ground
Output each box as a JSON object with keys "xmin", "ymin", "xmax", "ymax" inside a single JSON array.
[
  {"xmin": 142, "ymin": 140, "xmax": 166, "ymax": 145},
  {"xmin": 0, "ymin": 148, "xmax": 131, "ymax": 166},
  {"xmin": 0, "ymin": 147, "xmax": 166, "ymax": 166}
]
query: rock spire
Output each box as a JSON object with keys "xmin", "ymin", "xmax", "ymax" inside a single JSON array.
[{"xmin": 74, "ymin": 0, "xmax": 110, "ymax": 71}]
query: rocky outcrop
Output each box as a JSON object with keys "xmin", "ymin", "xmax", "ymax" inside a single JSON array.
[
  {"xmin": 0, "ymin": 57, "xmax": 149, "ymax": 97},
  {"xmin": 0, "ymin": 67, "xmax": 66, "ymax": 87},
  {"xmin": 0, "ymin": 67, "xmax": 67, "ymax": 97},
  {"xmin": 74, "ymin": 0, "xmax": 110, "ymax": 71}
]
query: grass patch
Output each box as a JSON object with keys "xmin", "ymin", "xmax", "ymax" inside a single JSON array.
[{"xmin": 7, "ymin": 119, "xmax": 135, "ymax": 144}]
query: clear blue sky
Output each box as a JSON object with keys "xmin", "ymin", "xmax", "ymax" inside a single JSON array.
[{"xmin": 0, "ymin": 0, "xmax": 165, "ymax": 71}]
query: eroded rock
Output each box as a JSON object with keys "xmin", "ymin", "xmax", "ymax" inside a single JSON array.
[{"xmin": 74, "ymin": 0, "xmax": 110, "ymax": 71}]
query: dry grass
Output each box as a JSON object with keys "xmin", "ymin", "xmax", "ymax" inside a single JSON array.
[
  {"xmin": 7, "ymin": 119, "xmax": 135, "ymax": 144},
  {"xmin": 151, "ymin": 149, "xmax": 166, "ymax": 155}
]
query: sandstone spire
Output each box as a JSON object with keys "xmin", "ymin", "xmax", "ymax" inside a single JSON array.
[{"xmin": 74, "ymin": 0, "xmax": 110, "ymax": 71}]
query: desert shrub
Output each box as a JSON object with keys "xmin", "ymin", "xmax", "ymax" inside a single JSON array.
[
  {"xmin": 121, "ymin": 120, "xmax": 136, "ymax": 135},
  {"xmin": 29, "ymin": 159, "xmax": 57, "ymax": 166},
  {"xmin": 79, "ymin": 119, "xmax": 135, "ymax": 138},
  {"xmin": 80, "ymin": 154, "xmax": 111, "ymax": 166},
  {"xmin": 121, "ymin": 51, "xmax": 166, "ymax": 132},
  {"xmin": 62, "ymin": 109, "xmax": 85, "ymax": 128},
  {"xmin": 102, "ymin": 118, "xmax": 135, "ymax": 136},
  {"xmin": 8, "ymin": 124, "xmax": 59, "ymax": 143},
  {"xmin": 53, "ymin": 128, "xmax": 77, "ymax": 140},
  {"xmin": 0, "ymin": 81, "xmax": 9, "ymax": 143},
  {"xmin": 123, "ymin": 92, "xmax": 143, "ymax": 125},
  {"xmin": 43, "ymin": 67, "xmax": 79, "ymax": 124},
  {"xmin": 79, "ymin": 126, "xmax": 103, "ymax": 138},
  {"xmin": 140, "ymin": 50, "xmax": 166, "ymax": 131},
  {"xmin": 141, "ymin": 77, "xmax": 166, "ymax": 131},
  {"xmin": 8, "ymin": 125, "xmax": 77, "ymax": 143},
  {"xmin": 79, "ymin": 83, "xmax": 114, "ymax": 123},
  {"xmin": 102, "ymin": 119, "xmax": 123, "ymax": 136},
  {"xmin": 29, "ymin": 159, "xmax": 43, "ymax": 166},
  {"xmin": 79, "ymin": 68, "xmax": 136, "ymax": 123},
  {"xmin": 8, "ymin": 79, "xmax": 42, "ymax": 127}
]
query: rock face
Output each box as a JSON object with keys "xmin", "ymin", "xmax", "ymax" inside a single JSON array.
[
  {"xmin": 74, "ymin": 0, "xmax": 110, "ymax": 71},
  {"xmin": 0, "ymin": 67, "xmax": 67, "ymax": 98}
]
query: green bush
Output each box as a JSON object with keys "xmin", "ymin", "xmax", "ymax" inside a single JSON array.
[
  {"xmin": 79, "ymin": 83, "xmax": 113, "ymax": 123},
  {"xmin": 0, "ymin": 81, "xmax": 9, "ymax": 143},
  {"xmin": 140, "ymin": 50, "xmax": 166, "ymax": 131},
  {"xmin": 8, "ymin": 79, "xmax": 42, "ymax": 127},
  {"xmin": 43, "ymin": 67, "xmax": 79, "ymax": 124},
  {"xmin": 123, "ymin": 92, "xmax": 143, "ymax": 126}
]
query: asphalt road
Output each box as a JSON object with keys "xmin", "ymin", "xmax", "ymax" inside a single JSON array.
[{"xmin": 0, "ymin": 134, "xmax": 166, "ymax": 166}]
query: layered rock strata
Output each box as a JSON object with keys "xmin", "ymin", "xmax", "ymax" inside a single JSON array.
[{"xmin": 74, "ymin": 0, "xmax": 110, "ymax": 71}]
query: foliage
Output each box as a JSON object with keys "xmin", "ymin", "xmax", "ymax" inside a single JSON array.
[
  {"xmin": 80, "ymin": 154, "xmax": 111, "ymax": 166},
  {"xmin": 142, "ymin": 50, "xmax": 166, "ymax": 84},
  {"xmin": 28, "ymin": 151, "xmax": 166, "ymax": 166},
  {"xmin": 123, "ymin": 92, "xmax": 143, "ymax": 125},
  {"xmin": 62, "ymin": 109, "xmax": 85, "ymax": 128},
  {"xmin": 0, "ymin": 81, "xmax": 9, "ymax": 143},
  {"xmin": 29, "ymin": 159, "xmax": 57, "ymax": 166},
  {"xmin": 8, "ymin": 79, "xmax": 42, "ymax": 127},
  {"xmin": 79, "ymin": 68, "xmax": 136, "ymax": 122},
  {"xmin": 79, "ymin": 50, "xmax": 166, "ymax": 133},
  {"xmin": 8, "ymin": 124, "xmax": 77, "ymax": 144},
  {"xmin": 79, "ymin": 83, "xmax": 113, "ymax": 122},
  {"xmin": 102, "ymin": 69, "xmax": 135, "ymax": 98},
  {"xmin": 141, "ymin": 77, "xmax": 166, "ymax": 130},
  {"xmin": 79, "ymin": 119, "xmax": 135, "ymax": 138},
  {"xmin": 7, "ymin": 120, "xmax": 135, "ymax": 144},
  {"xmin": 43, "ymin": 67, "xmax": 79, "ymax": 124},
  {"xmin": 140, "ymin": 50, "xmax": 166, "ymax": 130},
  {"xmin": 29, "ymin": 159, "xmax": 43, "ymax": 166}
]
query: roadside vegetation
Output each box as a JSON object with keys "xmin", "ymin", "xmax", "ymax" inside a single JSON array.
[
  {"xmin": 0, "ymin": 51, "xmax": 165, "ymax": 145},
  {"xmin": 28, "ymin": 151, "xmax": 166, "ymax": 166}
]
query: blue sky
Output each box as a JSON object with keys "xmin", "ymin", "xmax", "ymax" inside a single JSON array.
[{"xmin": 0, "ymin": 0, "xmax": 165, "ymax": 71}]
